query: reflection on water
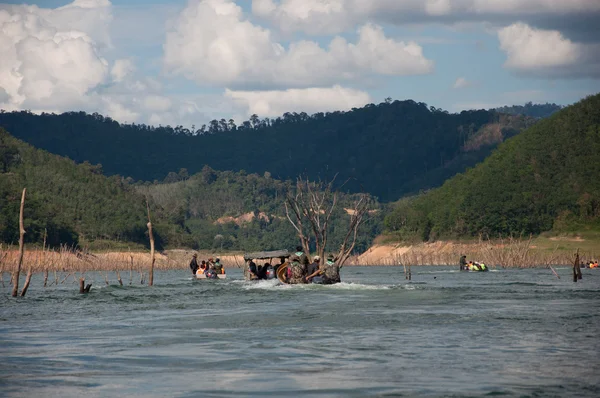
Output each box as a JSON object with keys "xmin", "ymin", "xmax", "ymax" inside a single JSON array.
[{"xmin": 1, "ymin": 266, "xmax": 600, "ymax": 397}]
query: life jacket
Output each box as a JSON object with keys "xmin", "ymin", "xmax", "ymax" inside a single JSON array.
[{"xmin": 324, "ymin": 260, "xmax": 339, "ymax": 280}]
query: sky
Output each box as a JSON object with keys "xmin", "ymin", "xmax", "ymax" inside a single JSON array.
[{"xmin": 1, "ymin": 0, "xmax": 599, "ymax": 127}]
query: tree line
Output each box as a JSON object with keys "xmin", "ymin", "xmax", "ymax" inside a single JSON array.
[{"xmin": 0, "ymin": 100, "xmax": 534, "ymax": 202}]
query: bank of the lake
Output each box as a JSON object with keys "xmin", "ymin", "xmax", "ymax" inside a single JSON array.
[{"xmin": 2, "ymin": 266, "xmax": 599, "ymax": 397}]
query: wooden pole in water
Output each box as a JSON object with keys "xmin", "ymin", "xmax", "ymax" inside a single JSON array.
[
  {"xmin": 79, "ymin": 277, "xmax": 92, "ymax": 293},
  {"xmin": 573, "ymin": 249, "xmax": 581, "ymax": 282},
  {"xmin": 146, "ymin": 200, "xmax": 155, "ymax": 287},
  {"xmin": 11, "ymin": 188, "xmax": 26, "ymax": 297}
]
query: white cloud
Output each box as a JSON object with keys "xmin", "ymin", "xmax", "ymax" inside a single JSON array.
[
  {"xmin": 498, "ymin": 22, "xmax": 600, "ymax": 78},
  {"xmin": 111, "ymin": 59, "xmax": 135, "ymax": 82},
  {"xmin": 498, "ymin": 23, "xmax": 579, "ymax": 70},
  {"xmin": 453, "ymin": 77, "xmax": 471, "ymax": 89},
  {"xmin": 164, "ymin": 0, "xmax": 433, "ymax": 89},
  {"xmin": 0, "ymin": 0, "xmax": 111, "ymax": 111},
  {"xmin": 225, "ymin": 85, "xmax": 371, "ymax": 117},
  {"xmin": 252, "ymin": 0, "xmax": 600, "ymax": 37}
]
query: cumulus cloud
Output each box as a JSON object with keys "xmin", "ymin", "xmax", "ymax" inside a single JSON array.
[
  {"xmin": 0, "ymin": 0, "xmax": 111, "ymax": 111},
  {"xmin": 453, "ymin": 77, "xmax": 471, "ymax": 89},
  {"xmin": 111, "ymin": 59, "xmax": 135, "ymax": 82},
  {"xmin": 252, "ymin": 0, "xmax": 600, "ymax": 40},
  {"xmin": 164, "ymin": 0, "xmax": 433, "ymax": 88},
  {"xmin": 498, "ymin": 23, "xmax": 600, "ymax": 78},
  {"xmin": 225, "ymin": 85, "xmax": 371, "ymax": 117}
]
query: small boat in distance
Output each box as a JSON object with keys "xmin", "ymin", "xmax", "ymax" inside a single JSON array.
[
  {"xmin": 243, "ymin": 250, "xmax": 290, "ymax": 281},
  {"xmin": 195, "ymin": 257, "xmax": 227, "ymax": 279}
]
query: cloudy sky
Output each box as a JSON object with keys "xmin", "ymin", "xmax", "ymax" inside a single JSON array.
[{"xmin": 1, "ymin": 0, "xmax": 599, "ymax": 127}]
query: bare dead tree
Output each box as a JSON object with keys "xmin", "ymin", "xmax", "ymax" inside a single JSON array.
[
  {"xmin": 11, "ymin": 188, "xmax": 26, "ymax": 297},
  {"xmin": 146, "ymin": 200, "xmax": 155, "ymax": 287},
  {"xmin": 285, "ymin": 176, "xmax": 371, "ymax": 267}
]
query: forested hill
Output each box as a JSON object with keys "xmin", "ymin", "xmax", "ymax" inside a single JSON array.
[
  {"xmin": 385, "ymin": 93, "xmax": 600, "ymax": 240},
  {"xmin": 0, "ymin": 129, "xmax": 189, "ymax": 249},
  {"xmin": 492, "ymin": 102, "xmax": 563, "ymax": 119},
  {"xmin": 0, "ymin": 100, "xmax": 533, "ymax": 201},
  {"xmin": 0, "ymin": 129, "xmax": 380, "ymax": 251}
]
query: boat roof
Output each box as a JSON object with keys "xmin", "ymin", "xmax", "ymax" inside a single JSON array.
[{"xmin": 244, "ymin": 250, "xmax": 290, "ymax": 261}]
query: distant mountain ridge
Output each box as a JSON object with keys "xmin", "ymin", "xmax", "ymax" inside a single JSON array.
[{"xmin": 0, "ymin": 100, "xmax": 535, "ymax": 201}]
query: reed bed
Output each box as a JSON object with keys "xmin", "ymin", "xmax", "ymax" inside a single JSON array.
[{"xmin": 348, "ymin": 237, "xmax": 595, "ymax": 268}]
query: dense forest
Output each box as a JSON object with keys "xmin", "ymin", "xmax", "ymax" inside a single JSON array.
[
  {"xmin": 0, "ymin": 129, "xmax": 380, "ymax": 251},
  {"xmin": 137, "ymin": 168, "xmax": 383, "ymax": 253},
  {"xmin": 0, "ymin": 128, "xmax": 187, "ymax": 248},
  {"xmin": 493, "ymin": 102, "xmax": 563, "ymax": 119},
  {"xmin": 385, "ymin": 94, "xmax": 600, "ymax": 241},
  {"xmin": 0, "ymin": 100, "xmax": 534, "ymax": 201}
]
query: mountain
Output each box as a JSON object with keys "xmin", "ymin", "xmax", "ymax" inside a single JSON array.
[
  {"xmin": 493, "ymin": 102, "xmax": 563, "ymax": 119},
  {"xmin": 0, "ymin": 128, "xmax": 189, "ymax": 249},
  {"xmin": 385, "ymin": 94, "xmax": 600, "ymax": 240},
  {"xmin": 135, "ymin": 167, "xmax": 384, "ymax": 253},
  {"xmin": 0, "ymin": 129, "xmax": 381, "ymax": 251},
  {"xmin": 0, "ymin": 100, "xmax": 534, "ymax": 201}
]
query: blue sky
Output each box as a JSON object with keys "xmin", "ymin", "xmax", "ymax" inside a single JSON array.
[{"xmin": 1, "ymin": 0, "xmax": 599, "ymax": 127}]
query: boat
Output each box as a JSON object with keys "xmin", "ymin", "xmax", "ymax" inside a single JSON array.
[
  {"xmin": 195, "ymin": 270, "xmax": 227, "ymax": 279},
  {"xmin": 243, "ymin": 250, "xmax": 290, "ymax": 281},
  {"xmin": 195, "ymin": 258, "xmax": 227, "ymax": 279},
  {"xmin": 461, "ymin": 262, "xmax": 489, "ymax": 272}
]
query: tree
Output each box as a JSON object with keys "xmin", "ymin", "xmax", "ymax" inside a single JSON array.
[{"xmin": 284, "ymin": 176, "xmax": 371, "ymax": 267}]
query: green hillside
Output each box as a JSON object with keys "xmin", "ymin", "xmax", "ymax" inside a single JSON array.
[
  {"xmin": 385, "ymin": 93, "xmax": 600, "ymax": 240},
  {"xmin": 0, "ymin": 129, "xmax": 189, "ymax": 249},
  {"xmin": 136, "ymin": 168, "xmax": 383, "ymax": 253},
  {"xmin": 0, "ymin": 129, "xmax": 380, "ymax": 251},
  {"xmin": 0, "ymin": 101, "xmax": 534, "ymax": 201}
]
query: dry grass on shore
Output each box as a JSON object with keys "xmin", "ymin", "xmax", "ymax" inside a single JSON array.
[{"xmin": 351, "ymin": 237, "xmax": 595, "ymax": 268}]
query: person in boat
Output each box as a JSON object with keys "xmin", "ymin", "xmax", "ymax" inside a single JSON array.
[
  {"xmin": 305, "ymin": 256, "xmax": 321, "ymax": 282},
  {"xmin": 213, "ymin": 258, "xmax": 224, "ymax": 275},
  {"xmin": 245, "ymin": 260, "xmax": 259, "ymax": 280},
  {"xmin": 274, "ymin": 257, "xmax": 286, "ymax": 273},
  {"xmin": 459, "ymin": 255, "xmax": 467, "ymax": 271},
  {"xmin": 257, "ymin": 263, "xmax": 272, "ymax": 279},
  {"xmin": 200, "ymin": 260, "xmax": 207, "ymax": 272},
  {"xmin": 287, "ymin": 254, "xmax": 307, "ymax": 284},
  {"xmin": 592, "ymin": 260, "xmax": 599, "ymax": 269},
  {"xmin": 294, "ymin": 246, "xmax": 310, "ymax": 268},
  {"xmin": 189, "ymin": 253, "xmax": 199, "ymax": 275},
  {"xmin": 322, "ymin": 254, "xmax": 341, "ymax": 284}
]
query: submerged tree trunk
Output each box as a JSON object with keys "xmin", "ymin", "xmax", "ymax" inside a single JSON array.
[
  {"xmin": 146, "ymin": 201, "xmax": 155, "ymax": 287},
  {"xmin": 573, "ymin": 251, "xmax": 581, "ymax": 282},
  {"xmin": 11, "ymin": 188, "xmax": 26, "ymax": 297}
]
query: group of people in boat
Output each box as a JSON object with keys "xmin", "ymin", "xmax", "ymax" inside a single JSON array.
[
  {"xmin": 189, "ymin": 254, "xmax": 225, "ymax": 278},
  {"xmin": 459, "ymin": 255, "xmax": 488, "ymax": 271},
  {"xmin": 582, "ymin": 260, "xmax": 599, "ymax": 269},
  {"xmin": 246, "ymin": 246, "xmax": 341, "ymax": 285}
]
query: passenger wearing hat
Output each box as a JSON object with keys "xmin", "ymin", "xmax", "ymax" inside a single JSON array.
[
  {"xmin": 305, "ymin": 256, "xmax": 321, "ymax": 282},
  {"xmin": 213, "ymin": 257, "xmax": 224, "ymax": 275},
  {"xmin": 189, "ymin": 253, "xmax": 199, "ymax": 275}
]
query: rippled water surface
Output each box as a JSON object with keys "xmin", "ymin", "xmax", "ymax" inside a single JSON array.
[{"xmin": 1, "ymin": 266, "xmax": 600, "ymax": 397}]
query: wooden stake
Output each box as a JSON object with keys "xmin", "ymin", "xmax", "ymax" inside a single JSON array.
[
  {"xmin": 146, "ymin": 201, "xmax": 155, "ymax": 287},
  {"xmin": 116, "ymin": 270, "xmax": 123, "ymax": 286},
  {"xmin": 11, "ymin": 188, "xmax": 26, "ymax": 297},
  {"xmin": 573, "ymin": 250, "xmax": 580, "ymax": 282},
  {"xmin": 79, "ymin": 277, "xmax": 92, "ymax": 293}
]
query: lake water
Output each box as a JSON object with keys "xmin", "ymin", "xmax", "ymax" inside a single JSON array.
[{"xmin": 1, "ymin": 266, "xmax": 599, "ymax": 397}]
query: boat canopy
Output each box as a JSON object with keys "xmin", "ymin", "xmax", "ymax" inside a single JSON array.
[{"xmin": 244, "ymin": 250, "xmax": 290, "ymax": 261}]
